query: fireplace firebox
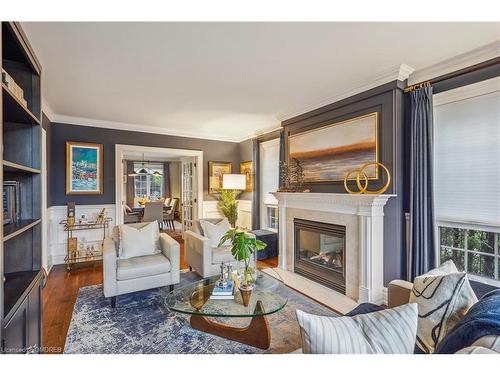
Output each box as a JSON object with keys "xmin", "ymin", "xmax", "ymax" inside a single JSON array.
[{"xmin": 294, "ymin": 218, "xmax": 346, "ymax": 294}]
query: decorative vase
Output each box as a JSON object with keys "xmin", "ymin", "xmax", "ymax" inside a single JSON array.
[{"xmin": 239, "ymin": 283, "xmax": 254, "ymax": 307}]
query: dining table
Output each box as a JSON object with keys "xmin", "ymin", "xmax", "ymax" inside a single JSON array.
[{"xmin": 131, "ymin": 205, "xmax": 172, "ymax": 216}]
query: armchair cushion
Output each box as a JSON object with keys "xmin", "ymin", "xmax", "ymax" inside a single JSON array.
[
  {"xmin": 119, "ymin": 221, "xmax": 161, "ymax": 259},
  {"xmin": 117, "ymin": 254, "xmax": 171, "ymax": 281},
  {"xmin": 199, "ymin": 218, "xmax": 231, "ymax": 247},
  {"xmin": 211, "ymin": 246, "xmax": 234, "ymax": 264}
]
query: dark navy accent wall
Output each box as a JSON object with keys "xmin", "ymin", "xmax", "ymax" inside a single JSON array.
[
  {"xmin": 48, "ymin": 122, "xmax": 240, "ymax": 206},
  {"xmin": 282, "ymin": 80, "xmax": 407, "ymax": 284}
]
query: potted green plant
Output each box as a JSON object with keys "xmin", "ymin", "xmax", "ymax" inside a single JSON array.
[
  {"xmin": 217, "ymin": 189, "xmax": 239, "ymax": 228},
  {"xmin": 218, "ymin": 229, "xmax": 267, "ymax": 306}
]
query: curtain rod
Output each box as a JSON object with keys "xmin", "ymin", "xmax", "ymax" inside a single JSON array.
[{"xmin": 404, "ymin": 56, "xmax": 500, "ymax": 93}]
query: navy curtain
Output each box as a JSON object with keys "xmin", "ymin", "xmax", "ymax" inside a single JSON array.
[
  {"xmin": 126, "ymin": 161, "xmax": 135, "ymax": 206},
  {"xmin": 251, "ymin": 138, "xmax": 261, "ymax": 230},
  {"xmin": 409, "ymin": 86, "xmax": 436, "ymax": 280},
  {"xmin": 279, "ymin": 128, "xmax": 285, "ymax": 189}
]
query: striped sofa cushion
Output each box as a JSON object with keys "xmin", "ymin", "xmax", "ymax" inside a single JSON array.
[{"xmin": 296, "ymin": 303, "xmax": 418, "ymax": 354}]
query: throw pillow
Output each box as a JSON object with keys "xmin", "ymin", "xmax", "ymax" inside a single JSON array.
[
  {"xmin": 199, "ymin": 218, "xmax": 231, "ymax": 247},
  {"xmin": 425, "ymin": 259, "xmax": 458, "ymax": 276},
  {"xmin": 410, "ymin": 261, "xmax": 478, "ymax": 353},
  {"xmin": 119, "ymin": 221, "xmax": 161, "ymax": 259},
  {"xmin": 115, "ymin": 222, "xmax": 161, "ymax": 257},
  {"xmin": 296, "ymin": 303, "xmax": 418, "ymax": 354}
]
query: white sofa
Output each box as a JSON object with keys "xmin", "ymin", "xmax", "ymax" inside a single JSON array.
[
  {"xmin": 103, "ymin": 222, "xmax": 180, "ymax": 307},
  {"xmin": 184, "ymin": 218, "xmax": 255, "ymax": 278}
]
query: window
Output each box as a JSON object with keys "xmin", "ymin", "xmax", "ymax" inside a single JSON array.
[
  {"xmin": 439, "ymin": 226, "xmax": 499, "ymax": 280},
  {"xmin": 133, "ymin": 163, "xmax": 163, "ymax": 199},
  {"xmin": 260, "ymin": 138, "xmax": 280, "ymax": 232},
  {"xmin": 434, "ymin": 77, "xmax": 500, "ymax": 283},
  {"xmin": 134, "ymin": 174, "xmax": 148, "ymax": 197},
  {"xmin": 266, "ymin": 206, "xmax": 279, "ymax": 231}
]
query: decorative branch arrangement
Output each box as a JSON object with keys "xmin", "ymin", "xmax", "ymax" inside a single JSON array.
[{"xmin": 278, "ymin": 158, "xmax": 309, "ymax": 192}]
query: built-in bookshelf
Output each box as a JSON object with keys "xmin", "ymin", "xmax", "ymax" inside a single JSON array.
[{"xmin": 1, "ymin": 22, "xmax": 44, "ymax": 353}]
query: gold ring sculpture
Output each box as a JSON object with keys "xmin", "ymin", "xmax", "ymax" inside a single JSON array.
[{"xmin": 343, "ymin": 161, "xmax": 391, "ymax": 195}]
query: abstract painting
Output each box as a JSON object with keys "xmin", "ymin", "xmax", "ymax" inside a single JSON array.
[
  {"xmin": 208, "ymin": 161, "xmax": 232, "ymax": 194},
  {"xmin": 240, "ymin": 161, "xmax": 253, "ymax": 192},
  {"xmin": 66, "ymin": 141, "xmax": 103, "ymax": 194},
  {"xmin": 288, "ymin": 112, "xmax": 378, "ymax": 182}
]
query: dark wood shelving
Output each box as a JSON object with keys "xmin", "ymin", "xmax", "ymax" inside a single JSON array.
[
  {"xmin": 2, "ymin": 22, "xmax": 44, "ymax": 352},
  {"xmin": 2, "ymin": 83, "xmax": 40, "ymax": 125},
  {"xmin": 3, "ymin": 219, "xmax": 41, "ymax": 242},
  {"xmin": 3, "ymin": 160, "xmax": 41, "ymax": 174},
  {"xmin": 3, "ymin": 270, "xmax": 41, "ymax": 322}
]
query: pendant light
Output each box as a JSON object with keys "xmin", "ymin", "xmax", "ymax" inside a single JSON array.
[{"xmin": 128, "ymin": 153, "xmax": 150, "ymax": 176}]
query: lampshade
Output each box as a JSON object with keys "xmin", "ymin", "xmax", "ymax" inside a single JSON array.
[{"xmin": 222, "ymin": 174, "xmax": 246, "ymax": 190}]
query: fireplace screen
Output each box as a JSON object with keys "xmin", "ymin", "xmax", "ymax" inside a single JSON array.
[{"xmin": 294, "ymin": 219, "xmax": 346, "ymax": 293}]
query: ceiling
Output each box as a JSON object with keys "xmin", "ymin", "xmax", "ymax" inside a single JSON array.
[{"xmin": 22, "ymin": 22, "xmax": 500, "ymax": 142}]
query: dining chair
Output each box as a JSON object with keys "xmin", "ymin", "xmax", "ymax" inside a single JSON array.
[{"xmin": 142, "ymin": 201, "xmax": 164, "ymax": 228}]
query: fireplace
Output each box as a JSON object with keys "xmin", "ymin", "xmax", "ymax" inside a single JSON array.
[{"xmin": 294, "ymin": 218, "xmax": 346, "ymax": 294}]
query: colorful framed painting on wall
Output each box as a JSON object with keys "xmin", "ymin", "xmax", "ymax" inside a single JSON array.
[
  {"xmin": 288, "ymin": 112, "xmax": 379, "ymax": 182},
  {"xmin": 239, "ymin": 161, "xmax": 253, "ymax": 192},
  {"xmin": 208, "ymin": 161, "xmax": 232, "ymax": 194},
  {"xmin": 66, "ymin": 141, "xmax": 103, "ymax": 195}
]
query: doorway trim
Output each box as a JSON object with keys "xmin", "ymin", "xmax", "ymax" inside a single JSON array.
[{"xmin": 115, "ymin": 144, "xmax": 204, "ymax": 225}]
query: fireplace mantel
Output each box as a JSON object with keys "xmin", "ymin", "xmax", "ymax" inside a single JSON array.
[
  {"xmin": 271, "ymin": 192, "xmax": 396, "ymax": 304},
  {"xmin": 271, "ymin": 192, "xmax": 395, "ymax": 216}
]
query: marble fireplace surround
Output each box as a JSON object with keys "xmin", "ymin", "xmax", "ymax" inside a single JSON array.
[{"xmin": 272, "ymin": 192, "xmax": 395, "ymax": 305}]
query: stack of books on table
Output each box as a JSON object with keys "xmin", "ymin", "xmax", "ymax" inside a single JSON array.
[{"xmin": 210, "ymin": 280, "xmax": 235, "ymax": 300}]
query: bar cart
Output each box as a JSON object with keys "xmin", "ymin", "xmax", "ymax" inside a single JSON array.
[{"xmin": 60, "ymin": 217, "xmax": 112, "ymax": 271}]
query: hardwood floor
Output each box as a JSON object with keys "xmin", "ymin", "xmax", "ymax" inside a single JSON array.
[
  {"xmin": 257, "ymin": 256, "xmax": 278, "ymax": 270},
  {"xmin": 43, "ymin": 261, "xmax": 103, "ymax": 354},
  {"xmin": 42, "ymin": 239, "xmax": 277, "ymax": 353}
]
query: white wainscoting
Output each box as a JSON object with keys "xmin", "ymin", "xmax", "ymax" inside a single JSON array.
[
  {"xmin": 201, "ymin": 200, "xmax": 223, "ymax": 219},
  {"xmin": 47, "ymin": 204, "xmax": 116, "ymax": 270},
  {"xmin": 201, "ymin": 200, "xmax": 252, "ymax": 229},
  {"xmin": 237, "ymin": 200, "xmax": 252, "ymax": 230}
]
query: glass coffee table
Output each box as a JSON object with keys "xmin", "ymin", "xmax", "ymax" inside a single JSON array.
[{"xmin": 165, "ymin": 269, "xmax": 288, "ymax": 349}]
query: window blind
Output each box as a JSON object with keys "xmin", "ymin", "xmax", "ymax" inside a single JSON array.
[
  {"xmin": 433, "ymin": 83, "xmax": 500, "ymax": 227},
  {"xmin": 260, "ymin": 139, "xmax": 280, "ymax": 206}
]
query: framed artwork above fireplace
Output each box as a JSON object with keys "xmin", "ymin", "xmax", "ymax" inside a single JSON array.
[{"xmin": 288, "ymin": 112, "xmax": 379, "ymax": 183}]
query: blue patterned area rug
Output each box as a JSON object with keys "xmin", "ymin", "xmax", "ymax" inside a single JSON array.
[{"xmin": 64, "ymin": 272, "xmax": 337, "ymax": 354}]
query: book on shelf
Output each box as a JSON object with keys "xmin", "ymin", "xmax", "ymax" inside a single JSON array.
[{"xmin": 2, "ymin": 68, "xmax": 28, "ymax": 107}]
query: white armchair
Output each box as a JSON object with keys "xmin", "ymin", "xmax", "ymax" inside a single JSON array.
[
  {"xmin": 184, "ymin": 218, "xmax": 255, "ymax": 278},
  {"xmin": 103, "ymin": 223, "xmax": 180, "ymax": 307}
]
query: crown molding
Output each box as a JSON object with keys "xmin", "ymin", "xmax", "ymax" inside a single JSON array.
[
  {"xmin": 41, "ymin": 97, "xmax": 55, "ymax": 122},
  {"xmin": 277, "ymin": 63, "xmax": 414, "ymax": 122},
  {"xmin": 238, "ymin": 126, "xmax": 283, "ymax": 143},
  {"xmin": 408, "ymin": 40, "xmax": 500, "ymax": 85},
  {"xmin": 49, "ymin": 113, "xmax": 247, "ymax": 143}
]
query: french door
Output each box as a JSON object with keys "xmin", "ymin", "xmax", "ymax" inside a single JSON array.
[{"xmin": 181, "ymin": 157, "xmax": 198, "ymax": 233}]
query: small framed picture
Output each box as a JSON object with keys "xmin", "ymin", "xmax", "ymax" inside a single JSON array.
[
  {"xmin": 208, "ymin": 161, "xmax": 232, "ymax": 194},
  {"xmin": 239, "ymin": 161, "xmax": 253, "ymax": 192},
  {"xmin": 66, "ymin": 141, "xmax": 103, "ymax": 195}
]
